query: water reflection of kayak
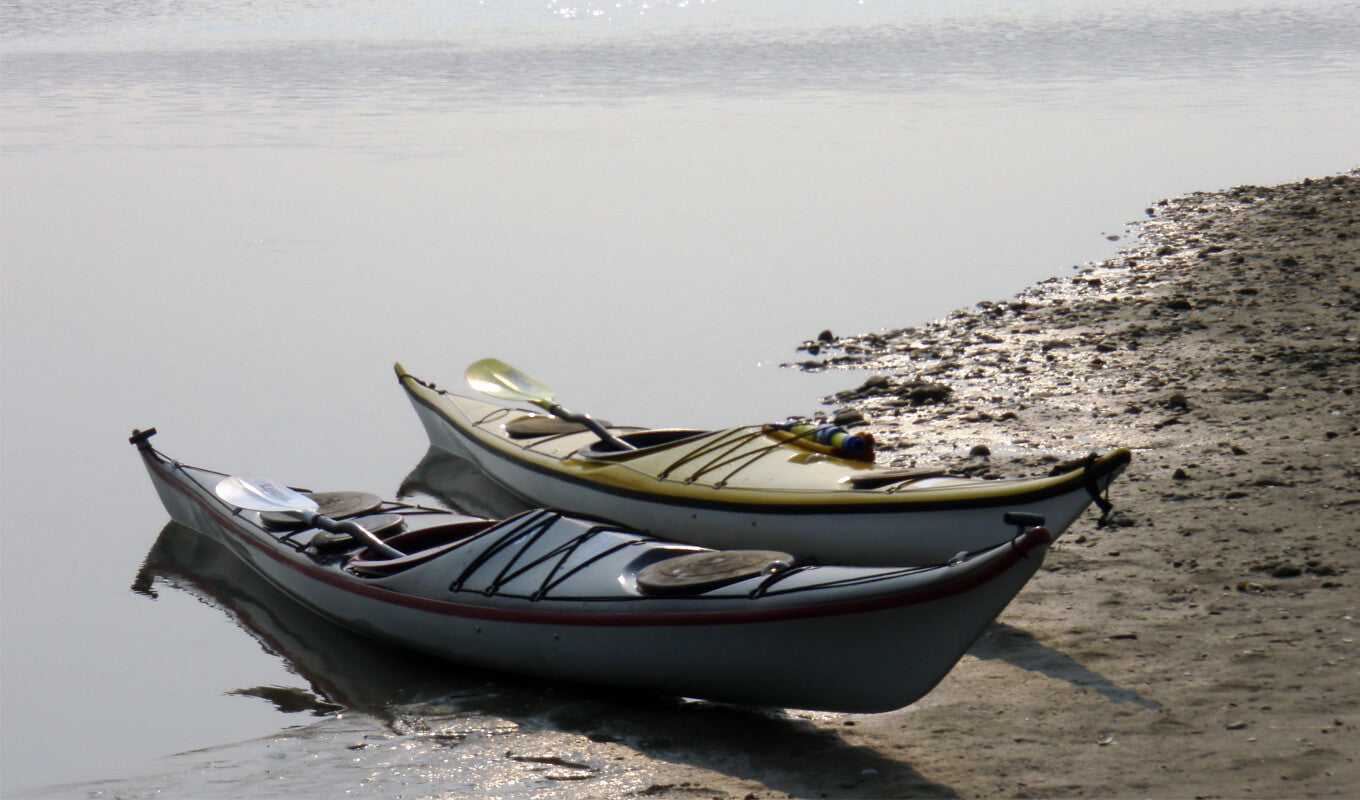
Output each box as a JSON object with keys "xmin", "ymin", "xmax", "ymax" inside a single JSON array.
[
  {"xmin": 396, "ymin": 445, "xmax": 534, "ymax": 521},
  {"xmin": 132, "ymin": 428, "xmax": 1069, "ymax": 712},
  {"xmin": 134, "ymin": 521, "xmax": 498, "ymax": 715}
]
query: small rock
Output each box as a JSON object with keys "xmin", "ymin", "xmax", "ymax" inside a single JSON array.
[
  {"xmin": 1103, "ymin": 511, "xmax": 1137, "ymax": 528},
  {"xmin": 818, "ymin": 329, "xmax": 835, "ymax": 342},
  {"xmin": 1227, "ymin": 721, "xmax": 1249, "ymax": 730},
  {"xmin": 836, "ymin": 374, "xmax": 893, "ymax": 401},
  {"xmin": 901, "ymin": 381, "xmax": 953, "ymax": 405},
  {"xmin": 833, "ymin": 407, "xmax": 866, "ymax": 426},
  {"xmin": 1160, "ymin": 392, "xmax": 1191, "ymax": 411},
  {"xmin": 1172, "ymin": 468, "xmax": 1190, "ymax": 481},
  {"xmin": 969, "ymin": 444, "xmax": 991, "ymax": 458},
  {"xmin": 1270, "ymin": 564, "xmax": 1303, "ymax": 579}
]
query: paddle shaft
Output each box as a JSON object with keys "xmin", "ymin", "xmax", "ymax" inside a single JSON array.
[
  {"xmin": 543, "ymin": 401, "xmax": 636, "ymax": 451},
  {"xmin": 301, "ymin": 511, "xmax": 405, "ymax": 559}
]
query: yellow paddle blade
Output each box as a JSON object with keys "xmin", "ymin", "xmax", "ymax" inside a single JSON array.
[{"xmin": 465, "ymin": 358, "xmax": 555, "ymax": 408}]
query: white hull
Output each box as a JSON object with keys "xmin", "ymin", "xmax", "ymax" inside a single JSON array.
[{"xmin": 136, "ymin": 433, "xmax": 1059, "ymax": 712}]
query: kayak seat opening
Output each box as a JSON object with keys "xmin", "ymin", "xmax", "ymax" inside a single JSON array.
[
  {"xmin": 381, "ymin": 520, "xmax": 495, "ymax": 553},
  {"xmin": 583, "ymin": 428, "xmax": 708, "ymax": 456},
  {"xmin": 348, "ymin": 520, "xmax": 494, "ymax": 576}
]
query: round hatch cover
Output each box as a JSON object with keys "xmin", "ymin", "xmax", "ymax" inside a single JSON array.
[
  {"xmin": 505, "ymin": 415, "xmax": 611, "ymax": 438},
  {"xmin": 349, "ymin": 512, "xmax": 405, "ymax": 536},
  {"xmin": 637, "ymin": 550, "xmax": 794, "ymax": 595},
  {"xmin": 261, "ymin": 490, "xmax": 383, "ymax": 529}
]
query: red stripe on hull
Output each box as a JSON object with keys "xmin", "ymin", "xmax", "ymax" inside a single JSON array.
[{"xmin": 145, "ymin": 452, "xmax": 1049, "ymax": 628}]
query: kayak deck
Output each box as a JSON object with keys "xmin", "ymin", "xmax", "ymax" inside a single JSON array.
[{"xmin": 416, "ymin": 380, "xmax": 1130, "ymax": 509}]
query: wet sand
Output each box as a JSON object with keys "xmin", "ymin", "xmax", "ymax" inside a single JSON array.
[{"xmin": 775, "ymin": 169, "xmax": 1359, "ymax": 797}]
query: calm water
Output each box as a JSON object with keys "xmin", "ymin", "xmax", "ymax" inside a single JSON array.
[{"xmin": 3, "ymin": 0, "xmax": 1358, "ymax": 795}]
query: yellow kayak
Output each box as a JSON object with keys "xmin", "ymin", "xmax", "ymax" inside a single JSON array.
[{"xmin": 396, "ymin": 363, "xmax": 1131, "ymax": 565}]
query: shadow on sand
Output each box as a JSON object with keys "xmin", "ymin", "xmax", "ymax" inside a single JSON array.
[{"xmin": 969, "ymin": 622, "xmax": 1160, "ymax": 709}]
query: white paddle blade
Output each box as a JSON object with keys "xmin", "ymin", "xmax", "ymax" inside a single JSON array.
[
  {"xmin": 465, "ymin": 358, "xmax": 555, "ymax": 407},
  {"xmin": 215, "ymin": 475, "xmax": 320, "ymax": 514}
]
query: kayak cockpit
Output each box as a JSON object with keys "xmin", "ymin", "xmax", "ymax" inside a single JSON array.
[
  {"xmin": 347, "ymin": 520, "xmax": 494, "ymax": 576},
  {"xmin": 576, "ymin": 428, "xmax": 710, "ymax": 457}
]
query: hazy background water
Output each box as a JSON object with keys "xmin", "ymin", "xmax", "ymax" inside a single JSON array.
[{"xmin": 3, "ymin": 0, "xmax": 1358, "ymax": 795}]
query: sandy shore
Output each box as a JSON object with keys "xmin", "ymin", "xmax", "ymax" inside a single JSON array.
[{"xmin": 771, "ymin": 169, "xmax": 1358, "ymax": 798}]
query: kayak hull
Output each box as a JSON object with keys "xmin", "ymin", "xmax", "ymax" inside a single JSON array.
[{"xmin": 135, "ymin": 431, "xmax": 1059, "ymax": 712}]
